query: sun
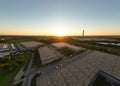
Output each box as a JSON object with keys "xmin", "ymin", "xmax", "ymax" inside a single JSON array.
[{"xmin": 56, "ymin": 30, "xmax": 65, "ymax": 37}]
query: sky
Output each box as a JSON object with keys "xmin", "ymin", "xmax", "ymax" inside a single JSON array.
[{"xmin": 0, "ymin": 0, "xmax": 120, "ymax": 36}]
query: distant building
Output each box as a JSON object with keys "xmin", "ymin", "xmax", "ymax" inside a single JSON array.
[
  {"xmin": 10, "ymin": 44, "xmax": 18, "ymax": 53},
  {"xmin": 0, "ymin": 44, "xmax": 9, "ymax": 52},
  {"xmin": 20, "ymin": 41, "xmax": 45, "ymax": 51},
  {"xmin": 82, "ymin": 29, "xmax": 84, "ymax": 37},
  {"xmin": 0, "ymin": 43, "xmax": 18, "ymax": 58},
  {"xmin": 0, "ymin": 52, "xmax": 10, "ymax": 59},
  {"xmin": 51, "ymin": 42, "xmax": 85, "ymax": 52}
]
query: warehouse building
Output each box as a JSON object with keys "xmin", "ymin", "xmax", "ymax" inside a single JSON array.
[
  {"xmin": 38, "ymin": 46, "xmax": 63, "ymax": 65},
  {"xmin": 52, "ymin": 42, "xmax": 85, "ymax": 52},
  {"xmin": 0, "ymin": 43, "xmax": 18, "ymax": 58},
  {"xmin": 0, "ymin": 44, "xmax": 9, "ymax": 52},
  {"xmin": 0, "ymin": 52, "xmax": 10, "ymax": 59},
  {"xmin": 20, "ymin": 41, "xmax": 45, "ymax": 51}
]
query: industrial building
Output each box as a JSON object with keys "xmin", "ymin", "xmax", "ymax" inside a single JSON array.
[
  {"xmin": 38, "ymin": 46, "xmax": 63, "ymax": 65},
  {"xmin": 52, "ymin": 42, "xmax": 85, "ymax": 52},
  {"xmin": 0, "ymin": 44, "xmax": 9, "ymax": 52},
  {"xmin": 0, "ymin": 43, "xmax": 17, "ymax": 58},
  {"xmin": 20, "ymin": 41, "xmax": 44, "ymax": 51}
]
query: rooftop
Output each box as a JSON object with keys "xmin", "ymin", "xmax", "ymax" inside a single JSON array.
[
  {"xmin": 20, "ymin": 41, "xmax": 44, "ymax": 49},
  {"xmin": 52, "ymin": 42, "xmax": 85, "ymax": 52},
  {"xmin": 38, "ymin": 46, "xmax": 63, "ymax": 65},
  {"xmin": 37, "ymin": 50, "xmax": 120, "ymax": 86}
]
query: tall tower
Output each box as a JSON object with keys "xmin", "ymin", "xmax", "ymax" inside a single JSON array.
[{"xmin": 82, "ymin": 29, "xmax": 84, "ymax": 37}]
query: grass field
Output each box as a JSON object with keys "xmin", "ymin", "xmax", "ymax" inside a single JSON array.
[
  {"xmin": 32, "ymin": 50, "xmax": 42, "ymax": 68},
  {"xmin": 23, "ymin": 53, "xmax": 32, "ymax": 71},
  {"xmin": 0, "ymin": 52, "xmax": 31, "ymax": 86},
  {"xmin": 64, "ymin": 38, "xmax": 120, "ymax": 56},
  {"xmin": 57, "ymin": 47, "xmax": 75, "ymax": 57}
]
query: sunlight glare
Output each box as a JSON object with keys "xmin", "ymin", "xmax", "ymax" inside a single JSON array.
[{"xmin": 56, "ymin": 29, "xmax": 65, "ymax": 36}]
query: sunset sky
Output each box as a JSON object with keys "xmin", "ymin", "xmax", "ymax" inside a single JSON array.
[{"xmin": 0, "ymin": 0, "xmax": 120, "ymax": 36}]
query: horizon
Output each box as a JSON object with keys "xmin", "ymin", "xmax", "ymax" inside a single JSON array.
[
  {"xmin": 0, "ymin": 34, "xmax": 120, "ymax": 37},
  {"xmin": 0, "ymin": 0, "xmax": 120, "ymax": 36}
]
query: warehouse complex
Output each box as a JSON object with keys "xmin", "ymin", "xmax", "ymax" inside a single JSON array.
[
  {"xmin": 1, "ymin": 40, "xmax": 120, "ymax": 86},
  {"xmin": 0, "ymin": 41, "xmax": 45, "ymax": 58},
  {"xmin": 0, "ymin": 43, "xmax": 17, "ymax": 58}
]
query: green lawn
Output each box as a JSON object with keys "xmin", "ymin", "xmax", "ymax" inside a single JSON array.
[
  {"xmin": 23, "ymin": 53, "xmax": 32, "ymax": 71},
  {"xmin": 0, "ymin": 52, "xmax": 31, "ymax": 86},
  {"xmin": 57, "ymin": 47, "xmax": 75, "ymax": 57},
  {"xmin": 32, "ymin": 50, "xmax": 42, "ymax": 68},
  {"xmin": 0, "ymin": 66, "xmax": 22, "ymax": 86}
]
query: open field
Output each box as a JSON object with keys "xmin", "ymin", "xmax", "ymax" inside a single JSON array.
[
  {"xmin": 32, "ymin": 49, "xmax": 42, "ymax": 67},
  {"xmin": 0, "ymin": 65, "xmax": 22, "ymax": 86},
  {"xmin": 20, "ymin": 41, "xmax": 44, "ymax": 49},
  {"xmin": 57, "ymin": 47, "xmax": 75, "ymax": 57}
]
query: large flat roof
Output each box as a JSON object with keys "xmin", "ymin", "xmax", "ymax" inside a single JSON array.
[
  {"xmin": 0, "ymin": 52, "xmax": 10, "ymax": 58},
  {"xmin": 52, "ymin": 42, "xmax": 85, "ymax": 52},
  {"xmin": 37, "ymin": 51, "xmax": 120, "ymax": 86},
  {"xmin": 0, "ymin": 44, "xmax": 9, "ymax": 52},
  {"xmin": 38, "ymin": 46, "xmax": 63, "ymax": 65},
  {"xmin": 20, "ymin": 41, "xmax": 44, "ymax": 49}
]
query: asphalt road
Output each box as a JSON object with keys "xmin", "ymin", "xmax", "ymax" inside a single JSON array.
[{"xmin": 22, "ymin": 52, "xmax": 34, "ymax": 86}]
